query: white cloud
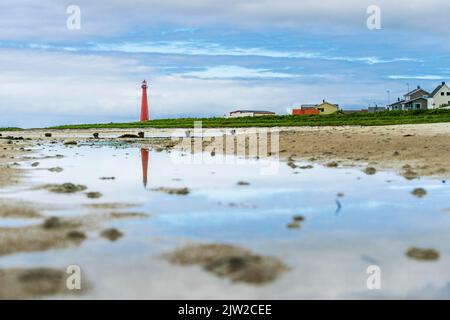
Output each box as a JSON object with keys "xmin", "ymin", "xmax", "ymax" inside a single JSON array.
[
  {"xmin": 176, "ymin": 65, "xmax": 297, "ymax": 79},
  {"xmin": 93, "ymin": 41, "xmax": 416, "ymax": 65},
  {"xmin": 0, "ymin": 50, "xmax": 404, "ymax": 125},
  {"xmin": 1, "ymin": 0, "xmax": 450, "ymax": 40},
  {"xmin": 389, "ymin": 75, "xmax": 449, "ymax": 80},
  {"xmin": 0, "ymin": 49, "xmax": 394, "ymax": 126}
]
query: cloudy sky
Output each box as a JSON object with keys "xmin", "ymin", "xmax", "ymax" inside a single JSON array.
[{"xmin": 1, "ymin": 0, "xmax": 450, "ymax": 127}]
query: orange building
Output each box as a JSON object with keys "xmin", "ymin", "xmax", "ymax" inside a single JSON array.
[{"xmin": 292, "ymin": 108, "xmax": 320, "ymax": 116}]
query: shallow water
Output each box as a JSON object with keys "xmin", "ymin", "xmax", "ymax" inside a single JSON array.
[{"xmin": 1, "ymin": 142, "xmax": 450, "ymax": 299}]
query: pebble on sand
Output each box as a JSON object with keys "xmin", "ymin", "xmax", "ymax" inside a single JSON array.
[
  {"xmin": 63, "ymin": 140, "xmax": 77, "ymax": 146},
  {"xmin": 402, "ymin": 169, "xmax": 419, "ymax": 180},
  {"xmin": 101, "ymin": 228, "xmax": 123, "ymax": 241},
  {"xmin": 0, "ymin": 268, "xmax": 68, "ymax": 299},
  {"xmin": 287, "ymin": 221, "xmax": 301, "ymax": 229},
  {"xmin": 326, "ymin": 162, "xmax": 339, "ymax": 168},
  {"xmin": 66, "ymin": 231, "xmax": 87, "ymax": 241},
  {"xmin": 118, "ymin": 134, "xmax": 139, "ymax": 139},
  {"xmin": 151, "ymin": 187, "xmax": 190, "ymax": 195},
  {"xmin": 237, "ymin": 181, "xmax": 250, "ymax": 186},
  {"xmin": 406, "ymin": 247, "xmax": 440, "ymax": 261},
  {"xmin": 43, "ymin": 183, "xmax": 87, "ymax": 194},
  {"xmin": 165, "ymin": 243, "xmax": 288, "ymax": 284},
  {"xmin": 363, "ymin": 167, "xmax": 377, "ymax": 175},
  {"xmin": 292, "ymin": 215, "xmax": 305, "ymax": 222},
  {"xmin": 42, "ymin": 217, "xmax": 80, "ymax": 230},
  {"xmin": 86, "ymin": 192, "xmax": 102, "ymax": 199},
  {"xmin": 411, "ymin": 188, "xmax": 427, "ymax": 198}
]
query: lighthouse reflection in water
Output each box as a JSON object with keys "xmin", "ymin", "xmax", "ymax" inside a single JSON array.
[{"xmin": 141, "ymin": 148, "xmax": 149, "ymax": 188}]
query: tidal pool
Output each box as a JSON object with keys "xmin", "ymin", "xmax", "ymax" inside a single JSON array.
[{"xmin": 1, "ymin": 142, "xmax": 450, "ymax": 299}]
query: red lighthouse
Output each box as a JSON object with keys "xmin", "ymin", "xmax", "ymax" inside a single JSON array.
[{"xmin": 140, "ymin": 80, "xmax": 149, "ymax": 122}]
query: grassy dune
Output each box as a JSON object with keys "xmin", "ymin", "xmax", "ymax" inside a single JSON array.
[
  {"xmin": 0, "ymin": 127, "xmax": 22, "ymax": 132},
  {"xmin": 48, "ymin": 109, "xmax": 450, "ymax": 129}
]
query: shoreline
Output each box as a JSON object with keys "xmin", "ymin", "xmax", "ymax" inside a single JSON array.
[{"xmin": 2, "ymin": 122, "xmax": 450, "ymax": 181}]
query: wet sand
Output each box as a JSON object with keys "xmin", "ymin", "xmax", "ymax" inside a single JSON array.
[
  {"xmin": 277, "ymin": 123, "xmax": 450, "ymax": 179},
  {"xmin": 3, "ymin": 123, "xmax": 450, "ymax": 179},
  {"xmin": 0, "ymin": 136, "xmax": 32, "ymax": 188}
]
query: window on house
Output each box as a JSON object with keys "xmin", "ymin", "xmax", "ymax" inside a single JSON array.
[
  {"xmin": 441, "ymin": 92, "xmax": 445, "ymax": 96},
  {"xmin": 318, "ymin": 108, "xmax": 324, "ymax": 112},
  {"xmin": 415, "ymin": 104, "xmax": 421, "ymax": 109},
  {"xmin": 447, "ymin": 92, "xmax": 450, "ymax": 96}
]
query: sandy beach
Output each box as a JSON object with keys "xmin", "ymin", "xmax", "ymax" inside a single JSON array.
[{"xmin": 3, "ymin": 122, "xmax": 450, "ymax": 180}]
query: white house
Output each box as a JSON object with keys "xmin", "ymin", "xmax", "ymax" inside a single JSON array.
[
  {"xmin": 428, "ymin": 82, "xmax": 450, "ymax": 109},
  {"xmin": 228, "ymin": 110, "xmax": 276, "ymax": 118}
]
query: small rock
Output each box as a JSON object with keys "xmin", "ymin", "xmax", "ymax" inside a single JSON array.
[
  {"xmin": 101, "ymin": 228, "xmax": 123, "ymax": 241},
  {"xmin": 292, "ymin": 215, "xmax": 305, "ymax": 222},
  {"xmin": 237, "ymin": 181, "xmax": 250, "ymax": 186},
  {"xmin": 42, "ymin": 217, "xmax": 79, "ymax": 230},
  {"xmin": 99, "ymin": 177, "xmax": 115, "ymax": 180},
  {"xmin": 64, "ymin": 140, "xmax": 77, "ymax": 146},
  {"xmin": 151, "ymin": 187, "xmax": 190, "ymax": 195},
  {"xmin": 411, "ymin": 188, "xmax": 427, "ymax": 198},
  {"xmin": 326, "ymin": 162, "xmax": 338, "ymax": 168},
  {"xmin": 165, "ymin": 244, "xmax": 288, "ymax": 284},
  {"xmin": 406, "ymin": 247, "xmax": 440, "ymax": 261},
  {"xmin": 86, "ymin": 192, "xmax": 102, "ymax": 199},
  {"xmin": 66, "ymin": 231, "xmax": 87, "ymax": 241},
  {"xmin": 31, "ymin": 162, "xmax": 40, "ymax": 167},
  {"xmin": 48, "ymin": 167, "xmax": 63, "ymax": 173},
  {"xmin": 403, "ymin": 170, "xmax": 418, "ymax": 180},
  {"xmin": 42, "ymin": 217, "xmax": 64, "ymax": 229},
  {"xmin": 287, "ymin": 161, "xmax": 297, "ymax": 169},
  {"xmin": 363, "ymin": 167, "xmax": 377, "ymax": 175},
  {"xmin": 43, "ymin": 183, "xmax": 87, "ymax": 194},
  {"xmin": 44, "ymin": 133, "xmax": 52, "ymax": 137},
  {"xmin": 118, "ymin": 134, "xmax": 139, "ymax": 139},
  {"xmin": 138, "ymin": 132, "xmax": 145, "ymax": 138},
  {"xmin": 287, "ymin": 222, "xmax": 300, "ymax": 229},
  {"xmin": 93, "ymin": 133, "xmax": 99, "ymax": 139}
]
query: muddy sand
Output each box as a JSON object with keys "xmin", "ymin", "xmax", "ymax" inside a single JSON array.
[{"xmin": 0, "ymin": 136, "xmax": 32, "ymax": 187}]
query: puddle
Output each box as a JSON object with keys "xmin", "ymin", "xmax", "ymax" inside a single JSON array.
[{"xmin": 1, "ymin": 142, "xmax": 450, "ymax": 299}]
